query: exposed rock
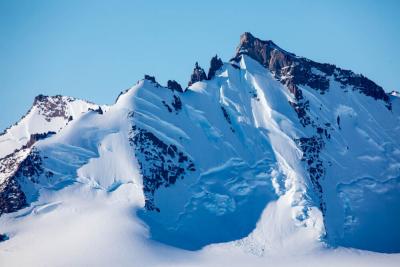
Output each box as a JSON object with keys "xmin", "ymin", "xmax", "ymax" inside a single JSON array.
[
  {"xmin": 188, "ymin": 62, "xmax": 207, "ymax": 86},
  {"xmin": 0, "ymin": 147, "xmax": 53, "ymax": 216},
  {"xmin": 0, "ymin": 175, "xmax": 27, "ymax": 215},
  {"xmin": 289, "ymin": 100, "xmax": 311, "ymax": 127},
  {"xmin": 167, "ymin": 80, "xmax": 183, "ymax": 93},
  {"xmin": 33, "ymin": 95, "xmax": 74, "ymax": 122},
  {"xmin": 88, "ymin": 106, "xmax": 103, "ymax": 115},
  {"xmin": 207, "ymin": 55, "xmax": 223, "ymax": 80},
  {"xmin": 171, "ymin": 95, "xmax": 182, "ymax": 112},
  {"xmin": 162, "ymin": 95, "xmax": 182, "ymax": 113},
  {"xmin": 13, "ymin": 148, "xmax": 45, "ymax": 184},
  {"xmin": 129, "ymin": 124, "xmax": 195, "ymax": 212},
  {"xmin": 22, "ymin": 131, "xmax": 56, "ymax": 149},
  {"xmin": 235, "ymin": 32, "xmax": 391, "ymax": 109},
  {"xmin": 221, "ymin": 106, "xmax": 232, "ymax": 124},
  {"xmin": 221, "ymin": 106, "xmax": 235, "ymax": 132},
  {"xmin": 295, "ymin": 135, "xmax": 326, "ymax": 212},
  {"xmin": 144, "ymin": 75, "xmax": 161, "ymax": 87},
  {"xmin": 162, "ymin": 101, "xmax": 173, "ymax": 113},
  {"xmin": 0, "ymin": 233, "xmax": 9, "ymax": 242},
  {"xmin": 0, "ymin": 150, "xmax": 30, "ymax": 215}
]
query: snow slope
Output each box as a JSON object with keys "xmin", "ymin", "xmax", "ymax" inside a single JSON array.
[{"xmin": 0, "ymin": 33, "xmax": 399, "ymax": 266}]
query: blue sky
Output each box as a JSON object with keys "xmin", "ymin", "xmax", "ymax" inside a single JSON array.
[{"xmin": 1, "ymin": 0, "xmax": 399, "ymax": 131}]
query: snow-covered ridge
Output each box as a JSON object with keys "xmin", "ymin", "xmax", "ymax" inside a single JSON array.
[
  {"xmin": 0, "ymin": 32, "xmax": 400, "ymax": 266},
  {"xmin": 0, "ymin": 95, "xmax": 100, "ymax": 159},
  {"xmin": 0, "ymin": 95, "xmax": 102, "ymax": 214}
]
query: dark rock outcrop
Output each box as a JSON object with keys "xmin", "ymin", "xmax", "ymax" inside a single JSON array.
[
  {"xmin": 22, "ymin": 131, "xmax": 56, "ymax": 149},
  {"xmin": 0, "ymin": 146, "xmax": 56, "ymax": 216},
  {"xmin": 207, "ymin": 55, "xmax": 223, "ymax": 80},
  {"xmin": 144, "ymin": 75, "xmax": 162, "ymax": 88},
  {"xmin": 171, "ymin": 95, "xmax": 182, "ymax": 111},
  {"xmin": 12, "ymin": 149, "xmax": 45, "ymax": 184},
  {"xmin": 221, "ymin": 106, "xmax": 235, "ymax": 132},
  {"xmin": 0, "ymin": 175, "xmax": 27, "ymax": 215},
  {"xmin": 295, "ymin": 135, "xmax": 326, "ymax": 212},
  {"xmin": 129, "ymin": 122, "xmax": 195, "ymax": 212},
  {"xmin": 188, "ymin": 62, "xmax": 207, "ymax": 86},
  {"xmin": 162, "ymin": 95, "xmax": 182, "ymax": 113},
  {"xmin": 144, "ymin": 74, "xmax": 157, "ymax": 84},
  {"xmin": 167, "ymin": 80, "xmax": 183, "ymax": 93},
  {"xmin": 0, "ymin": 234, "xmax": 8, "ymax": 242},
  {"xmin": 88, "ymin": 107, "xmax": 103, "ymax": 115}
]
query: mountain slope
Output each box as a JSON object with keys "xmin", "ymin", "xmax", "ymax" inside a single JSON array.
[
  {"xmin": 0, "ymin": 95, "xmax": 100, "ymax": 214},
  {"xmin": 0, "ymin": 33, "xmax": 399, "ymax": 266}
]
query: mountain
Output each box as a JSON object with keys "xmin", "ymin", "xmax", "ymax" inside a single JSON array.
[{"xmin": 0, "ymin": 33, "xmax": 399, "ymax": 266}]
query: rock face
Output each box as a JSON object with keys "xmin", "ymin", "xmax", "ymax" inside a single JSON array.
[
  {"xmin": 23, "ymin": 132, "xmax": 56, "ymax": 149},
  {"xmin": 207, "ymin": 55, "xmax": 223, "ymax": 80},
  {"xmin": 167, "ymin": 80, "xmax": 184, "ymax": 92},
  {"xmin": 0, "ymin": 95, "xmax": 99, "ymax": 215},
  {"xmin": 129, "ymin": 123, "xmax": 195, "ymax": 212},
  {"xmin": 0, "ymin": 148, "xmax": 42, "ymax": 215},
  {"xmin": 33, "ymin": 95, "xmax": 74, "ymax": 122},
  {"xmin": 188, "ymin": 62, "xmax": 207, "ymax": 86},
  {"xmin": 0, "ymin": 233, "xmax": 8, "ymax": 242},
  {"xmin": 0, "ymin": 170, "xmax": 27, "ymax": 215},
  {"xmin": 235, "ymin": 32, "xmax": 390, "ymax": 108}
]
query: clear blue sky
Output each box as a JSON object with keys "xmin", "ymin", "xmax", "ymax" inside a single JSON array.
[{"xmin": 1, "ymin": 0, "xmax": 399, "ymax": 131}]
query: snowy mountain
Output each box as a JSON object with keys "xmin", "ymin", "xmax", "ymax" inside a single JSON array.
[{"xmin": 0, "ymin": 32, "xmax": 399, "ymax": 266}]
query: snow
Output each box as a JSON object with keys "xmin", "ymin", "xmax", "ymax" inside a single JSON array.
[
  {"xmin": 1, "ymin": 52, "xmax": 400, "ymax": 266},
  {"xmin": 1, "ymin": 180, "xmax": 400, "ymax": 267},
  {"xmin": 1, "ymin": 182, "xmax": 399, "ymax": 266}
]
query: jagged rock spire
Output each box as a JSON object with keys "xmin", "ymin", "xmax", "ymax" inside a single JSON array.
[
  {"xmin": 144, "ymin": 74, "xmax": 157, "ymax": 84},
  {"xmin": 207, "ymin": 55, "xmax": 223, "ymax": 80},
  {"xmin": 188, "ymin": 62, "xmax": 207, "ymax": 86},
  {"xmin": 235, "ymin": 32, "xmax": 290, "ymax": 69}
]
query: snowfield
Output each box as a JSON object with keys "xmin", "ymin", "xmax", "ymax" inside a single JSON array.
[
  {"xmin": 1, "ymin": 33, "xmax": 400, "ymax": 266},
  {"xmin": 1, "ymin": 183, "xmax": 399, "ymax": 267}
]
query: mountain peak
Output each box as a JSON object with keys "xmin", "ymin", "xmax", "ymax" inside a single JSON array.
[
  {"xmin": 235, "ymin": 32, "xmax": 294, "ymax": 66},
  {"xmin": 207, "ymin": 55, "xmax": 223, "ymax": 80},
  {"xmin": 188, "ymin": 62, "xmax": 207, "ymax": 86},
  {"xmin": 238, "ymin": 32, "xmax": 275, "ymax": 49},
  {"xmin": 235, "ymin": 32, "xmax": 390, "ymax": 108},
  {"xmin": 33, "ymin": 94, "xmax": 70, "ymax": 106}
]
